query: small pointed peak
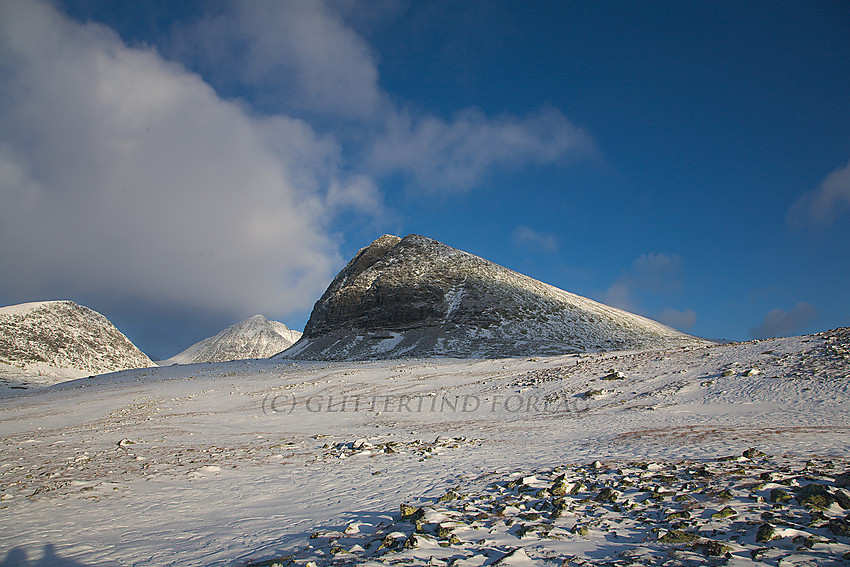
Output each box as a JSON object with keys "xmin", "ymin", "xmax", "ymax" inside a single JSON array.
[
  {"xmin": 369, "ymin": 234, "xmax": 402, "ymax": 247},
  {"xmin": 342, "ymin": 234, "xmax": 402, "ymax": 283}
]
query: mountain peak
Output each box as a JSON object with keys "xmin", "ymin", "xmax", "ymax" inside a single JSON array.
[
  {"xmin": 0, "ymin": 300, "xmax": 155, "ymax": 380},
  {"xmin": 280, "ymin": 235, "xmax": 710, "ymax": 361},
  {"xmin": 163, "ymin": 315, "xmax": 302, "ymax": 365}
]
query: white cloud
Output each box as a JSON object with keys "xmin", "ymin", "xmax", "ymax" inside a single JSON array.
[
  {"xmin": 789, "ymin": 159, "xmax": 850, "ymax": 228},
  {"xmin": 172, "ymin": 0, "xmax": 384, "ymax": 120},
  {"xmin": 326, "ymin": 175, "xmax": 384, "ymax": 214},
  {"xmin": 512, "ymin": 226, "xmax": 559, "ymax": 253},
  {"xmin": 657, "ymin": 308, "xmax": 697, "ymax": 331},
  {"xmin": 749, "ymin": 302, "xmax": 818, "ymax": 339},
  {"xmin": 171, "ymin": 2, "xmax": 595, "ymax": 193},
  {"xmin": 370, "ymin": 106, "xmax": 594, "ymax": 191},
  {"xmin": 0, "ymin": 0, "xmax": 598, "ymax": 331},
  {"xmin": 0, "ymin": 0, "xmax": 368, "ymax": 320}
]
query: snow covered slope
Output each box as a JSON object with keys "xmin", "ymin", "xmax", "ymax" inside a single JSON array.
[
  {"xmin": 279, "ymin": 234, "xmax": 710, "ymax": 361},
  {"xmin": 162, "ymin": 314, "xmax": 302, "ymax": 365},
  {"xmin": 0, "ymin": 328, "xmax": 848, "ymax": 566},
  {"xmin": 0, "ymin": 300, "xmax": 154, "ymax": 382}
]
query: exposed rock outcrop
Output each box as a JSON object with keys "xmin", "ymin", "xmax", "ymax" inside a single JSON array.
[
  {"xmin": 278, "ymin": 234, "xmax": 709, "ymax": 360},
  {"xmin": 0, "ymin": 300, "xmax": 155, "ymax": 379}
]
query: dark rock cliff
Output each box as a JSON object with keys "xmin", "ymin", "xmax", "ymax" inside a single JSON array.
[{"xmin": 279, "ymin": 234, "xmax": 710, "ymax": 361}]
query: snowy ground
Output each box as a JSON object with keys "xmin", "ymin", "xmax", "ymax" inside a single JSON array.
[{"xmin": 0, "ymin": 330, "xmax": 848, "ymax": 566}]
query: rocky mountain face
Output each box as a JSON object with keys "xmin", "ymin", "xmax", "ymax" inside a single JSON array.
[
  {"xmin": 0, "ymin": 300, "xmax": 155, "ymax": 379},
  {"xmin": 163, "ymin": 314, "xmax": 302, "ymax": 365},
  {"xmin": 278, "ymin": 234, "xmax": 710, "ymax": 361}
]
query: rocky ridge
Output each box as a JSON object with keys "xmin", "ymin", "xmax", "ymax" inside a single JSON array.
[
  {"xmin": 279, "ymin": 234, "xmax": 710, "ymax": 361},
  {"xmin": 163, "ymin": 314, "xmax": 302, "ymax": 365},
  {"xmin": 0, "ymin": 300, "xmax": 155, "ymax": 380}
]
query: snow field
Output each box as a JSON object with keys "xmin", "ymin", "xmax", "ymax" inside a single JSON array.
[{"xmin": 0, "ymin": 330, "xmax": 848, "ymax": 565}]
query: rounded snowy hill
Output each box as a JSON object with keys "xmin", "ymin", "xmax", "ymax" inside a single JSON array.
[
  {"xmin": 162, "ymin": 315, "xmax": 302, "ymax": 365},
  {"xmin": 278, "ymin": 234, "xmax": 711, "ymax": 361},
  {"xmin": 0, "ymin": 300, "xmax": 155, "ymax": 381}
]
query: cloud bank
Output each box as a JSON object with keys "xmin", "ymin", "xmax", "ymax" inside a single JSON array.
[
  {"xmin": 0, "ymin": 0, "xmax": 342, "ymax": 318},
  {"xmin": 170, "ymin": 0, "xmax": 384, "ymax": 120},
  {"xmin": 0, "ymin": 0, "xmax": 595, "ymax": 331}
]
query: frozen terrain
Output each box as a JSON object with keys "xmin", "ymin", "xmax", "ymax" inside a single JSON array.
[
  {"xmin": 162, "ymin": 315, "xmax": 302, "ymax": 365},
  {"xmin": 0, "ymin": 301, "xmax": 155, "ymax": 385},
  {"xmin": 1, "ymin": 328, "xmax": 848, "ymax": 566}
]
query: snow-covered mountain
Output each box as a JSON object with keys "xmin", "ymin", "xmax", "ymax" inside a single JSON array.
[
  {"xmin": 162, "ymin": 314, "xmax": 302, "ymax": 365},
  {"xmin": 0, "ymin": 300, "xmax": 155, "ymax": 380},
  {"xmin": 1, "ymin": 327, "xmax": 848, "ymax": 566},
  {"xmin": 279, "ymin": 234, "xmax": 710, "ymax": 360}
]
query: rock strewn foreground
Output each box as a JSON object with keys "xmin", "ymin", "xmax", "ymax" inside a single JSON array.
[{"xmin": 252, "ymin": 452, "xmax": 850, "ymax": 567}]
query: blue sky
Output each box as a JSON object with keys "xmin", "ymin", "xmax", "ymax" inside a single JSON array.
[{"xmin": 1, "ymin": 1, "xmax": 848, "ymax": 359}]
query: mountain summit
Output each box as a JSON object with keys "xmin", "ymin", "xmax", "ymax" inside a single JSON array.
[
  {"xmin": 0, "ymin": 300, "xmax": 155, "ymax": 380},
  {"xmin": 162, "ymin": 315, "xmax": 301, "ymax": 365},
  {"xmin": 278, "ymin": 234, "xmax": 709, "ymax": 361}
]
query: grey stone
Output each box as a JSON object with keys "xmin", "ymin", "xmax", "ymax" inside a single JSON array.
[
  {"xmin": 835, "ymin": 471, "xmax": 850, "ymax": 488},
  {"xmin": 795, "ymin": 483, "xmax": 834, "ymax": 509},
  {"xmin": 828, "ymin": 518, "xmax": 850, "ymax": 537},
  {"xmin": 595, "ymin": 487, "xmax": 618, "ymax": 503},
  {"xmin": 756, "ymin": 523, "xmax": 776, "ymax": 543}
]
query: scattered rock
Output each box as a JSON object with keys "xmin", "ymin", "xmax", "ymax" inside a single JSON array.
[
  {"xmin": 438, "ymin": 489, "xmax": 460, "ymax": 502},
  {"xmin": 595, "ymin": 487, "xmax": 618, "ymax": 503},
  {"xmin": 659, "ymin": 530, "xmax": 699, "ymax": 544},
  {"xmin": 402, "ymin": 534, "xmax": 418, "ymax": 549},
  {"xmin": 492, "ymin": 547, "xmax": 531, "ymax": 566},
  {"xmin": 834, "ymin": 471, "xmax": 850, "ymax": 488},
  {"xmin": 601, "ymin": 370, "xmax": 626, "ymax": 381},
  {"xmin": 770, "ymin": 488, "xmax": 792, "ymax": 503},
  {"xmin": 711, "ymin": 506, "xmax": 737, "ymax": 519},
  {"xmin": 551, "ymin": 479, "xmax": 569, "ymax": 497},
  {"xmin": 834, "ymin": 488, "xmax": 850, "ymax": 509},
  {"xmin": 795, "ymin": 483, "xmax": 834, "ymax": 509},
  {"xmin": 582, "ymin": 389, "xmax": 606, "ymax": 399},
  {"xmin": 703, "ymin": 540, "xmax": 733, "ymax": 556},
  {"xmin": 756, "ymin": 523, "xmax": 776, "ymax": 543},
  {"xmin": 828, "ymin": 518, "xmax": 850, "ymax": 537},
  {"xmin": 264, "ymin": 455, "xmax": 850, "ymax": 567}
]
